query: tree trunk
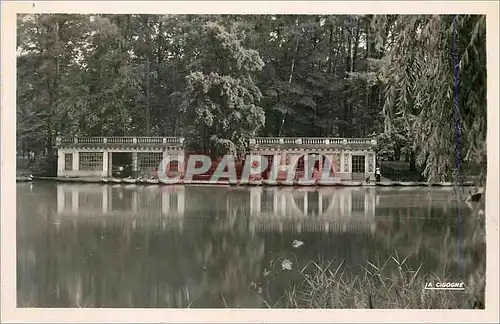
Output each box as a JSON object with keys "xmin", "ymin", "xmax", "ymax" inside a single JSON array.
[
  {"xmin": 341, "ymin": 20, "xmax": 353, "ymax": 137},
  {"xmin": 409, "ymin": 150, "xmax": 416, "ymax": 171},
  {"xmin": 278, "ymin": 18, "xmax": 301, "ymax": 136},
  {"xmin": 144, "ymin": 16, "xmax": 151, "ymax": 135}
]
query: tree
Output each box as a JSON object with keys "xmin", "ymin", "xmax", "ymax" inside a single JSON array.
[
  {"xmin": 179, "ymin": 20, "xmax": 265, "ymax": 157},
  {"xmin": 373, "ymin": 15, "xmax": 486, "ymax": 182}
]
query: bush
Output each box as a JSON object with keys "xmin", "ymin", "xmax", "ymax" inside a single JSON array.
[{"xmin": 31, "ymin": 156, "xmax": 57, "ymax": 177}]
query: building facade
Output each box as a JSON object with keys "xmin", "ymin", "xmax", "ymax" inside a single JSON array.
[
  {"xmin": 247, "ymin": 137, "xmax": 377, "ymax": 181},
  {"xmin": 55, "ymin": 136, "xmax": 376, "ymax": 181},
  {"xmin": 55, "ymin": 136, "xmax": 185, "ymax": 178}
]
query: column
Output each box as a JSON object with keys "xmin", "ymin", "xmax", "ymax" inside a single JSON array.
[
  {"xmin": 280, "ymin": 153, "xmax": 287, "ymax": 165},
  {"xmin": 273, "ymin": 192, "xmax": 278, "ymax": 216},
  {"xmin": 177, "ymin": 190, "xmax": 185, "ymax": 215},
  {"xmin": 364, "ymin": 154, "xmax": 370, "ymax": 179},
  {"xmin": 178, "ymin": 153, "xmax": 185, "ymax": 175},
  {"xmin": 277, "ymin": 153, "xmax": 288, "ymax": 179},
  {"xmin": 303, "ymin": 193, "xmax": 308, "ymax": 216},
  {"xmin": 318, "ymin": 192, "xmax": 323, "ymax": 215},
  {"xmin": 103, "ymin": 151, "xmax": 108, "ymax": 177},
  {"xmin": 72, "ymin": 190, "xmax": 79, "ymax": 214},
  {"xmin": 250, "ymin": 188, "xmax": 262, "ymax": 216},
  {"xmin": 249, "ymin": 219, "xmax": 255, "ymax": 234},
  {"xmin": 340, "ymin": 151, "xmax": 345, "ymax": 173},
  {"xmin": 162, "ymin": 191, "xmax": 170, "ymax": 214},
  {"xmin": 281, "ymin": 194, "xmax": 286, "ymax": 216},
  {"xmin": 57, "ymin": 185, "xmax": 64, "ymax": 213},
  {"xmin": 57, "ymin": 150, "xmax": 65, "ymax": 175},
  {"xmin": 131, "ymin": 191, "xmax": 138, "ymax": 212},
  {"xmin": 346, "ymin": 191, "xmax": 352, "ymax": 217},
  {"xmin": 317, "ymin": 154, "xmax": 323, "ymax": 175},
  {"xmin": 108, "ymin": 153, "xmax": 113, "ymax": 177},
  {"xmin": 132, "ymin": 152, "xmax": 138, "ymax": 175},
  {"xmin": 366, "ymin": 189, "xmax": 376, "ymax": 219},
  {"xmin": 162, "ymin": 150, "xmax": 169, "ymax": 165},
  {"xmin": 372, "ymin": 153, "xmax": 377, "ymax": 180},
  {"xmin": 108, "ymin": 187, "xmax": 113, "ymax": 212},
  {"xmin": 303, "ymin": 154, "xmax": 309, "ymax": 179},
  {"xmin": 323, "ymin": 154, "xmax": 333, "ymax": 177},
  {"xmin": 102, "ymin": 186, "xmax": 108, "ymax": 213},
  {"xmin": 72, "ymin": 151, "xmax": 79, "ymax": 171},
  {"xmin": 339, "ymin": 192, "xmax": 345, "ymax": 217}
]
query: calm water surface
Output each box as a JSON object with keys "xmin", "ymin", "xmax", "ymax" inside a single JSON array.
[{"xmin": 17, "ymin": 182, "xmax": 477, "ymax": 307}]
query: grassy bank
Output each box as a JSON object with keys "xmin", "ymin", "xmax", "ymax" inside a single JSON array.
[
  {"xmin": 259, "ymin": 199, "xmax": 486, "ymax": 309},
  {"xmin": 270, "ymin": 256, "xmax": 483, "ymax": 309}
]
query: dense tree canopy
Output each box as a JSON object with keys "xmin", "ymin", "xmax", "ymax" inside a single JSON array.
[{"xmin": 16, "ymin": 14, "xmax": 487, "ymax": 181}]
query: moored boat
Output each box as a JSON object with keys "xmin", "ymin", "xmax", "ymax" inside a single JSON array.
[
  {"xmin": 145, "ymin": 178, "xmax": 159, "ymax": 185},
  {"xmin": 122, "ymin": 178, "xmax": 137, "ymax": 184}
]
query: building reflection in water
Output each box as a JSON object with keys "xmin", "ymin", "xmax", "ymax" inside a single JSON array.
[
  {"xmin": 18, "ymin": 183, "xmax": 471, "ymax": 308},
  {"xmin": 56, "ymin": 185, "xmax": 186, "ymax": 230},
  {"xmin": 55, "ymin": 185, "xmax": 376, "ymax": 233},
  {"xmin": 249, "ymin": 187, "xmax": 376, "ymax": 233}
]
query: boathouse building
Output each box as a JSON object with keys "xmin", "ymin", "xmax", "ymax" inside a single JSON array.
[{"xmin": 55, "ymin": 136, "xmax": 377, "ymax": 181}]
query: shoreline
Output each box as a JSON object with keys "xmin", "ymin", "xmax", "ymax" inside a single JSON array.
[{"xmin": 17, "ymin": 176, "xmax": 476, "ymax": 187}]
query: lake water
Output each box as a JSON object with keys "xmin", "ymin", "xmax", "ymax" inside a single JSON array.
[{"xmin": 16, "ymin": 182, "xmax": 480, "ymax": 308}]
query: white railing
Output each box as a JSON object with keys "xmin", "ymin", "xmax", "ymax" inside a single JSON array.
[
  {"xmin": 250, "ymin": 137, "xmax": 376, "ymax": 146},
  {"xmin": 56, "ymin": 137, "xmax": 185, "ymax": 145}
]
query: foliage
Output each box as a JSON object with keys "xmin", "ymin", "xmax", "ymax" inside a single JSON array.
[
  {"xmin": 373, "ymin": 15, "xmax": 486, "ymax": 182},
  {"xmin": 17, "ymin": 14, "xmax": 486, "ymax": 182}
]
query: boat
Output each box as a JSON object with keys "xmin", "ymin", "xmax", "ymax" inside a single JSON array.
[
  {"xmin": 159, "ymin": 178, "xmax": 177, "ymax": 185},
  {"xmin": 318, "ymin": 179, "xmax": 342, "ymax": 186},
  {"xmin": 376, "ymin": 181, "xmax": 395, "ymax": 186},
  {"xmin": 101, "ymin": 178, "xmax": 110, "ymax": 184},
  {"xmin": 145, "ymin": 178, "xmax": 159, "ymax": 185},
  {"xmin": 122, "ymin": 178, "xmax": 137, "ymax": 184},
  {"xmin": 249, "ymin": 179, "xmax": 262, "ymax": 186},
  {"xmin": 111, "ymin": 178, "xmax": 122, "ymax": 184},
  {"xmin": 296, "ymin": 179, "xmax": 317, "ymax": 186},
  {"xmin": 342, "ymin": 181, "xmax": 363, "ymax": 186},
  {"xmin": 16, "ymin": 176, "xmax": 33, "ymax": 182},
  {"xmin": 263, "ymin": 180, "xmax": 278, "ymax": 186},
  {"xmin": 398, "ymin": 181, "xmax": 418, "ymax": 187}
]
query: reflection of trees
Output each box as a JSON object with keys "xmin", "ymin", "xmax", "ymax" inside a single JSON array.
[
  {"xmin": 17, "ymin": 185, "xmax": 266, "ymax": 308},
  {"xmin": 17, "ymin": 184, "xmax": 485, "ymax": 308},
  {"xmin": 372, "ymin": 201, "xmax": 485, "ymax": 287}
]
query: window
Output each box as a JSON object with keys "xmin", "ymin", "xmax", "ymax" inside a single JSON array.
[
  {"xmin": 169, "ymin": 160, "xmax": 179, "ymax": 172},
  {"xmin": 351, "ymin": 155, "xmax": 366, "ymax": 173},
  {"xmin": 138, "ymin": 152, "xmax": 163, "ymax": 170},
  {"xmin": 79, "ymin": 152, "xmax": 103, "ymax": 171},
  {"xmin": 64, "ymin": 153, "xmax": 73, "ymax": 170},
  {"xmin": 261, "ymin": 190, "xmax": 274, "ymax": 213},
  {"xmin": 79, "ymin": 192, "xmax": 103, "ymax": 211},
  {"xmin": 352, "ymin": 192, "xmax": 365, "ymax": 213},
  {"xmin": 332, "ymin": 153, "xmax": 341, "ymax": 172},
  {"xmin": 296, "ymin": 156, "xmax": 305, "ymax": 171}
]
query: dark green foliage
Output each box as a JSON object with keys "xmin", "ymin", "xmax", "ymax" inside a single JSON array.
[{"xmin": 17, "ymin": 14, "xmax": 486, "ymax": 182}]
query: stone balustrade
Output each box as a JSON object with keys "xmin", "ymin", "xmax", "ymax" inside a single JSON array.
[
  {"xmin": 56, "ymin": 136, "xmax": 185, "ymax": 146},
  {"xmin": 249, "ymin": 137, "xmax": 376, "ymax": 147}
]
